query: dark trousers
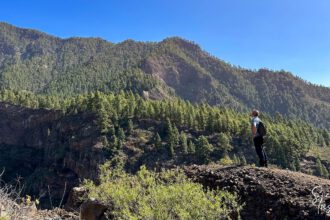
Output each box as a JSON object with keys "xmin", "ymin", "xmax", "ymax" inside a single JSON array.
[{"xmin": 253, "ymin": 136, "xmax": 268, "ymax": 167}]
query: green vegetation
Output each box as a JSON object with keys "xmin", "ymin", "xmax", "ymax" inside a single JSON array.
[
  {"xmin": 0, "ymin": 89, "xmax": 329, "ymax": 172},
  {"xmin": 315, "ymin": 157, "xmax": 329, "ymax": 178},
  {"xmin": 0, "ymin": 22, "xmax": 329, "ymax": 129},
  {"xmin": 195, "ymin": 136, "xmax": 213, "ymax": 162},
  {"xmin": 84, "ymin": 163, "xmax": 242, "ymax": 219},
  {"xmin": 1, "ymin": 22, "xmax": 330, "ymax": 218}
]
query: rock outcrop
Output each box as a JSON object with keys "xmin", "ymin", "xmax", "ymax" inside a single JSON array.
[
  {"xmin": 185, "ymin": 165, "xmax": 330, "ymax": 220},
  {"xmin": 0, "ymin": 102, "xmax": 105, "ymax": 207},
  {"xmin": 80, "ymin": 200, "xmax": 108, "ymax": 220}
]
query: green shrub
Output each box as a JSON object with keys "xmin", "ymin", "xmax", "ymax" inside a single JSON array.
[
  {"xmin": 83, "ymin": 163, "xmax": 242, "ymax": 219},
  {"xmin": 219, "ymin": 155, "xmax": 234, "ymax": 165}
]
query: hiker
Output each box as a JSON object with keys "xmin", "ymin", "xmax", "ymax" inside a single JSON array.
[{"xmin": 251, "ymin": 109, "xmax": 268, "ymax": 167}]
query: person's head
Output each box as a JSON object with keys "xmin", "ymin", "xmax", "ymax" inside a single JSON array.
[{"xmin": 251, "ymin": 109, "xmax": 259, "ymax": 117}]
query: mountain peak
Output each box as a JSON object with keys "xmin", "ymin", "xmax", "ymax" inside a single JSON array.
[
  {"xmin": 0, "ymin": 21, "xmax": 60, "ymax": 42},
  {"xmin": 161, "ymin": 36, "xmax": 202, "ymax": 50}
]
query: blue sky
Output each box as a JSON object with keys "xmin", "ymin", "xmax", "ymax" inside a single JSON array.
[{"xmin": 1, "ymin": 0, "xmax": 330, "ymax": 87}]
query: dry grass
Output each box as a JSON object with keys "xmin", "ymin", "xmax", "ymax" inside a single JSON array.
[
  {"xmin": 0, "ymin": 170, "xmax": 78, "ymax": 220},
  {"xmin": 0, "ymin": 170, "xmax": 36, "ymax": 220}
]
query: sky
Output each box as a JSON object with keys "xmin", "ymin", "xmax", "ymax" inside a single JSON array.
[{"xmin": 1, "ymin": 0, "xmax": 330, "ymax": 87}]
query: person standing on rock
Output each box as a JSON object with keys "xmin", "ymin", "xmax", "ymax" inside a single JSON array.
[{"xmin": 251, "ymin": 109, "xmax": 268, "ymax": 167}]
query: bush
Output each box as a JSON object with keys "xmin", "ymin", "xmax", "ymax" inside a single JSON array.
[
  {"xmin": 83, "ymin": 163, "xmax": 242, "ymax": 219},
  {"xmin": 219, "ymin": 155, "xmax": 234, "ymax": 165},
  {"xmin": 0, "ymin": 173, "xmax": 39, "ymax": 219},
  {"xmin": 0, "ymin": 179, "xmax": 20, "ymax": 219}
]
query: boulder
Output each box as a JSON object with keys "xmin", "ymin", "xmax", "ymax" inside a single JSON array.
[
  {"xmin": 64, "ymin": 187, "xmax": 88, "ymax": 212},
  {"xmin": 80, "ymin": 200, "xmax": 108, "ymax": 220}
]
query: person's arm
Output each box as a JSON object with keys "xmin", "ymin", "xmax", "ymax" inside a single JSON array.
[{"xmin": 251, "ymin": 124, "xmax": 257, "ymax": 137}]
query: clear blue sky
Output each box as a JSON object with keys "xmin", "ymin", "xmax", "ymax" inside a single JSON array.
[{"xmin": 1, "ymin": 0, "xmax": 330, "ymax": 87}]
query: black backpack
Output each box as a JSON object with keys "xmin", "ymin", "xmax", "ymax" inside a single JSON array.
[{"xmin": 257, "ymin": 121, "xmax": 267, "ymax": 136}]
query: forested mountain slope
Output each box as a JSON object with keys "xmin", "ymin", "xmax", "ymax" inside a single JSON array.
[
  {"xmin": 0, "ymin": 90, "xmax": 329, "ymax": 211},
  {"xmin": 0, "ymin": 22, "xmax": 329, "ymax": 128}
]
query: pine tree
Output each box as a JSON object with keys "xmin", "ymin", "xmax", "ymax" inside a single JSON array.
[
  {"xmin": 101, "ymin": 135, "xmax": 109, "ymax": 148},
  {"xmin": 127, "ymin": 119, "xmax": 134, "ymax": 135},
  {"xmin": 164, "ymin": 118, "xmax": 172, "ymax": 137},
  {"xmin": 166, "ymin": 120, "xmax": 178, "ymax": 158},
  {"xmin": 188, "ymin": 140, "xmax": 195, "ymax": 154},
  {"xmin": 216, "ymin": 133, "xmax": 233, "ymax": 154},
  {"xmin": 117, "ymin": 139, "xmax": 123, "ymax": 149},
  {"xmin": 97, "ymin": 100, "xmax": 111, "ymax": 134},
  {"xmin": 179, "ymin": 132, "xmax": 188, "ymax": 155},
  {"xmin": 153, "ymin": 132, "xmax": 162, "ymax": 151},
  {"xmin": 168, "ymin": 142, "xmax": 175, "ymax": 158},
  {"xmin": 206, "ymin": 111, "xmax": 215, "ymax": 132},
  {"xmin": 315, "ymin": 157, "xmax": 328, "ymax": 178},
  {"xmin": 197, "ymin": 111, "xmax": 206, "ymax": 131},
  {"xmin": 118, "ymin": 127, "xmax": 126, "ymax": 141},
  {"xmin": 172, "ymin": 125, "xmax": 180, "ymax": 146},
  {"xmin": 195, "ymin": 135, "xmax": 213, "ymax": 163},
  {"xmin": 112, "ymin": 135, "xmax": 118, "ymax": 149},
  {"xmin": 109, "ymin": 126, "xmax": 116, "ymax": 137},
  {"xmin": 111, "ymin": 112, "xmax": 119, "ymax": 128},
  {"xmin": 294, "ymin": 156, "xmax": 300, "ymax": 171},
  {"xmin": 322, "ymin": 129, "xmax": 330, "ymax": 146}
]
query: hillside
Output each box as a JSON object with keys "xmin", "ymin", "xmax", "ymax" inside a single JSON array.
[
  {"xmin": 1, "ymin": 21, "xmax": 330, "ymax": 219},
  {"xmin": 0, "ymin": 91, "xmax": 329, "ymax": 210},
  {"xmin": 0, "ymin": 22, "xmax": 329, "ymax": 128}
]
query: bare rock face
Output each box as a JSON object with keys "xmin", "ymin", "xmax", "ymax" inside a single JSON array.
[
  {"xmin": 185, "ymin": 165, "xmax": 330, "ymax": 220},
  {"xmin": 65, "ymin": 187, "xmax": 110, "ymax": 220},
  {"xmin": 80, "ymin": 200, "xmax": 108, "ymax": 220},
  {"xmin": 0, "ymin": 102, "xmax": 106, "ymax": 208},
  {"xmin": 64, "ymin": 187, "xmax": 88, "ymax": 212},
  {"xmin": 141, "ymin": 55, "xmax": 219, "ymax": 104}
]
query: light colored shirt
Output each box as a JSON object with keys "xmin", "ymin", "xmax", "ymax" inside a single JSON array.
[{"xmin": 251, "ymin": 116, "xmax": 260, "ymax": 136}]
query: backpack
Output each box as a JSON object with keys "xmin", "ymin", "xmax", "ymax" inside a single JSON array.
[{"xmin": 257, "ymin": 121, "xmax": 267, "ymax": 136}]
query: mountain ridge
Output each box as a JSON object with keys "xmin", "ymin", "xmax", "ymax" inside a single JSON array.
[
  {"xmin": 2, "ymin": 21, "xmax": 327, "ymax": 88},
  {"xmin": 0, "ymin": 21, "xmax": 329, "ymax": 128},
  {"xmin": 0, "ymin": 21, "xmax": 328, "ymax": 85}
]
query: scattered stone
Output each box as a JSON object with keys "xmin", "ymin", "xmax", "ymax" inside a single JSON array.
[{"xmin": 184, "ymin": 164, "xmax": 330, "ymax": 220}]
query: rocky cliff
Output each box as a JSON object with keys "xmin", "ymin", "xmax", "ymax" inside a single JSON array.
[{"xmin": 0, "ymin": 102, "xmax": 105, "ymax": 207}]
